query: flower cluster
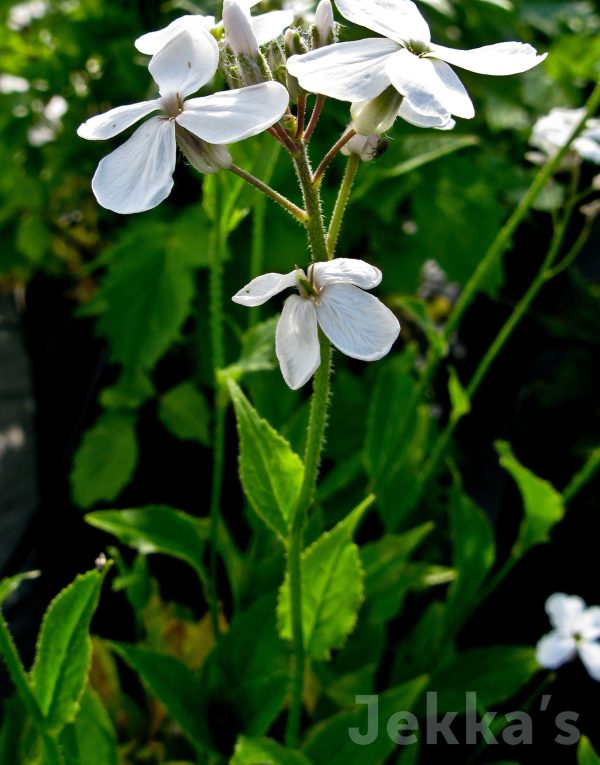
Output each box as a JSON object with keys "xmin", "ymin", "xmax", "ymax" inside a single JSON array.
[
  {"xmin": 536, "ymin": 593, "xmax": 600, "ymax": 681},
  {"xmin": 78, "ymin": 0, "xmax": 547, "ymax": 388}
]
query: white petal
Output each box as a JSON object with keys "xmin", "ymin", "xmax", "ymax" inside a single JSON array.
[
  {"xmin": 232, "ymin": 271, "xmax": 299, "ymax": 306},
  {"xmin": 546, "ymin": 593, "xmax": 587, "ymax": 633},
  {"xmin": 287, "ymin": 39, "xmax": 399, "ymax": 102},
  {"xmin": 576, "ymin": 607, "xmax": 600, "ymax": 641},
  {"xmin": 311, "ymin": 258, "xmax": 382, "ymax": 290},
  {"xmin": 316, "ymin": 284, "xmax": 400, "ymax": 361},
  {"xmin": 578, "ymin": 641, "xmax": 600, "ymax": 681},
  {"xmin": 276, "ymin": 295, "xmax": 321, "ymax": 389},
  {"xmin": 386, "ymin": 49, "xmax": 474, "ymax": 119},
  {"xmin": 91, "ymin": 117, "xmax": 176, "ymax": 214},
  {"xmin": 574, "ymin": 136, "xmax": 600, "ymax": 164},
  {"xmin": 535, "ymin": 632, "xmax": 577, "ymax": 669},
  {"xmin": 77, "ymin": 100, "xmax": 161, "ymax": 140},
  {"xmin": 135, "ymin": 15, "xmax": 216, "ymax": 55},
  {"xmin": 251, "ymin": 10, "xmax": 294, "ymax": 45},
  {"xmin": 178, "ymin": 82, "xmax": 289, "ymax": 144},
  {"xmin": 149, "ymin": 30, "xmax": 219, "ymax": 99},
  {"xmin": 223, "ymin": 0, "xmax": 259, "ymax": 58},
  {"xmin": 428, "ymin": 41, "xmax": 547, "ymax": 76},
  {"xmin": 335, "ymin": 0, "xmax": 430, "ymax": 45},
  {"xmin": 398, "ymin": 98, "xmax": 454, "ymax": 129}
]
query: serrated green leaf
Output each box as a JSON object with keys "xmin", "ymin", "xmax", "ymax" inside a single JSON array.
[
  {"xmin": 29, "ymin": 567, "xmax": 108, "ymax": 733},
  {"xmin": 448, "ymin": 366, "xmax": 470, "ymax": 423},
  {"xmin": 227, "ymin": 379, "xmax": 304, "ymax": 540},
  {"xmin": 111, "ymin": 643, "xmax": 207, "ymax": 752},
  {"xmin": 71, "ymin": 411, "xmax": 138, "ymax": 509},
  {"xmin": 303, "ymin": 676, "xmax": 428, "ymax": 765},
  {"xmin": 158, "ymin": 382, "xmax": 211, "ymax": 445},
  {"xmin": 100, "ymin": 370, "xmax": 155, "ymax": 411},
  {"xmin": 579, "ymin": 736, "xmax": 600, "ymax": 765},
  {"xmin": 496, "ymin": 441, "xmax": 565, "ymax": 557},
  {"xmin": 278, "ymin": 503, "xmax": 367, "ymax": 660},
  {"xmin": 94, "ymin": 228, "xmax": 200, "ymax": 371},
  {"xmin": 445, "ymin": 486, "xmax": 495, "ymax": 633},
  {"xmin": 429, "ymin": 646, "xmax": 539, "ymax": 712},
  {"xmin": 85, "ymin": 505, "xmax": 209, "ymax": 583},
  {"xmin": 231, "ymin": 736, "xmax": 313, "ymax": 765},
  {"xmin": 0, "ymin": 571, "xmax": 40, "ymax": 607}
]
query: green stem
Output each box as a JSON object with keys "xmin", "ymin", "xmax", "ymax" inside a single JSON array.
[
  {"xmin": 0, "ymin": 612, "xmax": 63, "ymax": 765},
  {"xmin": 285, "ymin": 145, "xmax": 333, "ymax": 749},
  {"xmin": 327, "ymin": 153, "xmax": 360, "ymax": 259},
  {"xmin": 563, "ymin": 446, "xmax": 600, "ymax": 503},
  {"xmin": 285, "ymin": 341, "xmax": 333, "ymax": 748},
  {"xmin": 228, "ymin": 164, "xmax": 307, "ymax": 224},
  {"xmin": 443, "ymin": 80, "xmax": 600, "ymax": 343},
  {"xmin": 208, "ymin": 189, "xmax": 227, "ymax": 641},
  {"xmin": 413, "ymin": 189, "xmax": 586, "ymax": 504},
  {"xmin": 313, "ymin": 129, "xmax": 356, "ymax": 186}
]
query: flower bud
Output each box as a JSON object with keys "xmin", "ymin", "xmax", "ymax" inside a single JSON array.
[
  {"xmin": 341, "ymin": 131, "xmax": 388, "ymax": 162},
  {"xmin": 223, "ymin": 0, "xmax": 259, "ymax": 59},
  {"xmin": 312, "ymin": 0, "xmax": 337, "ymax": 48},
  {"xmin": 265, "ymin": 39, "xmax": 288, "ymax": 86},
  {"xmin": 285, "ymin": 28, "xmax": 308, "ymax": 101},
  {"xmin": 350, "ymin": 87, "xmax": 404, "ymax": 135},
  {"xmin": 175, "ymin": 125, "xmax": 233, "ymax": 175}
]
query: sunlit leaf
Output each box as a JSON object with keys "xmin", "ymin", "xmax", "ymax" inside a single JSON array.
[
  {"xmin": 232, "ymin": 736, "xmax": 313, "ymax": 765},
  {"xmin": 579, "ymin": 735, "xmax": 600, "ymax": 765}
]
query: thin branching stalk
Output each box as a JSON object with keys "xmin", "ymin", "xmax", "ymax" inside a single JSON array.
[
  {"xmin": 327, "ymin": 153, "xmax": 360, "ymax": 259},
  {"xmin": 304, "ymin": 94, "xmax": 326, "ymax": 142},
  {"xmin": 313, "ymin": 129, "xmax": 356, "ymax": 185},
  {"xmin": 228, "ymin": 164, "xmax": 307, "ymax": 223}
]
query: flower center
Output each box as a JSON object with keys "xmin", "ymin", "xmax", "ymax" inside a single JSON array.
[
  {"xmin": 297, "ymin": 270, "xmax": 321, "ymax": 303},
  {"xmin": 406, "ymin": 39, "xmax": 430, "ymax": 56},
  {"xmin": 161, "ymin": 92, "xmax": 185, "ymax": 119}
]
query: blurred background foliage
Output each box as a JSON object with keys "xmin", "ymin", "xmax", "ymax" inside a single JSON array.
[{"xmin": 1, "ymin": 0, "xmax": 600, "ymax": 763}]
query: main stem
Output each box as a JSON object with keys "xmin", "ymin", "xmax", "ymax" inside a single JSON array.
[{"xmin": 285, "ymin": 145, "xmax": 333, "ymax": 749}]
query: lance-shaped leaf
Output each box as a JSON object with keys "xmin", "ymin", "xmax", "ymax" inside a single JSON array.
[
  {"xmin": 579, "ymin": 736, "xmax": 600, "ymax": 765},
  {"xmin": 70, "ymin": 686, "xmax": 118, "ymax": 765},
  {"xmin": 227, "ymin": 378, "xmax": 304, "ymax": 540},
  {"xmin": 111, "ymin": 643, "xmax": 208, "ymax": 751},
  {"xmin": 496, "ymin": 441, "xmax": 565, "ymax": 557},
  {"xmin": 0, "ymin": 571, "xmax": 40, "ymax": 607},
  {"xmin": 448, "ymin": 366, "xmax": 470, "ymax": 423},
  {"xmin": 85, "ymin": 505, "xmax": 209, "ymax": 583},
  {"xmin": 29, "ymin": 566, "xmax": 109, "ymax": 733},
  {"xmin": 278, "ymin": 501, "xmax": 368, "ymax": 660}
]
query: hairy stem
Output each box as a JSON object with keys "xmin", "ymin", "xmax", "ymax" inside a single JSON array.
[
  {"xmin": 327, "ymin": 153, "xmax": 360, "ymax": 259},
  {"xmin": 313, "ymin": 129, "xmax": 356, "ymax": 185},
  {"xmin": 304, "ymin": 94, "xmax": 326, "ymax": 142},
  {"xmin": 229, "ymin": 164, "xmax": 307, "ymax": 224}
]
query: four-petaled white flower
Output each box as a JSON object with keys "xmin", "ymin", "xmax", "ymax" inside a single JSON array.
[
  {"xmin": 77, "ymin": 30, "xmax": 289, "ymax": 213},
  {"xmin": 536, "ymin": 593, "xmax": 600, "ymax": 681},
  {"xmin": 287, "ymin": 0, "xmax": 546, "ymax": 132},
  {"xmin": 135, "ymin": 0, "xmax": 293, "ymax": 57},
  {"xmin": 232, "ymin": 259, "xmax": 400, "ymax": 389},
  {"xmin": 529, "ymin": 107, "xmax": 600, "ymax": 166}
]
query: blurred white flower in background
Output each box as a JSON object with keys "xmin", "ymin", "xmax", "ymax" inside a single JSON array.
[
  {"xmin": 233, "ymin": 259, "xmax": 400, "ymax": 389},
  {"xmin": 536, "ymin": 593, "xmax": 600, "ymax": 681},
  {"xmin": 7, "ymin": 0, "xmax": 49, "ymax": 30},
  {"xmin": 0, "ymin": 74, "xmax": 30, "ymax": 93},
  {"xmin": 77, "ymin": 31, "xmax": 289, "ymax": 213},
  {"xmin": 528, "ymin": 107, "xmax": 600, "ymax": 165},
  {"xmin": 28, "ymin": 94, "xmax": 68, "ymax": 146}
]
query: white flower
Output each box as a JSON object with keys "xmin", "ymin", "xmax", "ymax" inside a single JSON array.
[
  {"xmin": 135, "ymin": 0, "xmax": 293, "ymax": 56},
  {"xmin": 232, "ymin": 259, "xmax": 400, "ymax": 389},
  {"xmin": 529, "ymin": 107, "xmax": 600, "ymax": 165},
  {"xmin": 536, "ymin": 593, "xmax": 600, "ymax": 681},
  {"xmin": 287, "ymin": 0, "xmax": 546, "ymax": 129},
  {"xmin": 77, "ymin": 31, "xmax": 289, "ymax": 213}
]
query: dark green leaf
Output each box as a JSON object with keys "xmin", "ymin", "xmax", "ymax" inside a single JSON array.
[
  {"xmin": 111, "ymin": 642, "xmax": 207, "ymax": 751},
  {"xmin": 71, "ymin": 411, "xmax": 138, "ymax": 509},
  {"xmin": 85, "ymin": 506, "xmax": 209, "ymax": 583},
  {"xmin": 158, "ymin": 382, "xmax": 211, "ymax": 445}
]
